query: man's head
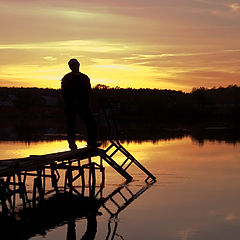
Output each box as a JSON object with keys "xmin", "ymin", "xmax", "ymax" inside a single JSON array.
[{"xmin": 68, "ymin": 59, "xmax": 80, "ymax": 72}]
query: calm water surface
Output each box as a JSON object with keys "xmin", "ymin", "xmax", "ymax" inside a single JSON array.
[{"xmin": 1, "ymin": 137, "xmax": 240, "ymax": 240}]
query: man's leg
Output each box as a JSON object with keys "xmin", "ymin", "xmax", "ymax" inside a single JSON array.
[
  {"xmin": 65, "ymin": 108, "xmax": 77, "ymax": 150},
  {"xmin": 80, "ymin": 107, "xmax": 98, "ymax": 146}
]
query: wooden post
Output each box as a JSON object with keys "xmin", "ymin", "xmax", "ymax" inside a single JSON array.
[
  {"xmin": 64, "ymin": 161, "xmax": 73, "ymax": 194},
  {"xmin": 17, "ymin": 171, "xmax": 27, "ymax": 209},
  {"xmin": 89, "ymin": 163, "xmax": 96, "ymax": 198},
  {"xmin": 0, "ymin": 179, "xmax": 9, "ymax": 215},
  {"xmin": 51, "ymin": 164, "xmax": 58, "ymax": 194},
  {"xmin": 81, "ymin": 167, "xmax": 85, "ymax": 195},
  {"xmin": 100, "ymin": 157, "xmax": 105, "ymax": 187}
]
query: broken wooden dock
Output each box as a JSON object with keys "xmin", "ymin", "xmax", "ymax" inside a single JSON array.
[
  {"xmin": 0, "ymin": 147, "xmax": 99, "ymax": 178},
  {"xmin": 0, "ymin": 140, "xmax": 156, "ymax": 215}
]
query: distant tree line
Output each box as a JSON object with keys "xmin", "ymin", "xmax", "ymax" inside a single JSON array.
[
  {"xmin": 1, "ymin": 85, "xmax": 240, "ymax": 125},
  {"xmin": 92, "ymin": 84, "xmax": 240, "ymax": 124}
]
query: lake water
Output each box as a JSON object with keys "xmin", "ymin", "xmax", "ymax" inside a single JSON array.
[{"xmin": 1, "ymin": 137, "xmax": 240, "ymax": 240}]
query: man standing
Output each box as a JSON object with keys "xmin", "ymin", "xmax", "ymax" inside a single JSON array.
[{"xmin": 61, "ymin": 59, "xmax": 100, "ymax": 150}]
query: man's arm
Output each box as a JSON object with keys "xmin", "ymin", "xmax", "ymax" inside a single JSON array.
[
  {"xmin": 61, "ymin": 74, "xmax": 69, "ymax": 101},
  {"xmin": 85, "ymin": 76, "xmax": 91, "ymax": 97}
]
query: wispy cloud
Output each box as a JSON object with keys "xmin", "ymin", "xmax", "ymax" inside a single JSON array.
[
  {"xmin": 225, "ymin": 213, "xmax": 238, "ymax": 221},
  {"xmin": 228, "ymin": 3, "xmax": 240, "ymax": 12},
  {"xmin": 43, "ymin": 56, "xmax": 57, "ymax": 61},
  {"xmin": 0, "ymin": 40, "xmax": 126, "ymax": 52}
]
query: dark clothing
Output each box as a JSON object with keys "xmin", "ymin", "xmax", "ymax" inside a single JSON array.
[
  {"xmin": 65, "ymin": 105, "xmax": 97, "ymax": 145},
  {"xmin": 61, "ymin": 72, "xmax": 97, "ymax": 146},
  {"xmin": 62, "ymin": 72, "xmax": 91, "ymax": 106}
]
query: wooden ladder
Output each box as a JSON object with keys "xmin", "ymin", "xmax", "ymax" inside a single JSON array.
[
  {"xmin": 98, "ymin": 139, "xmax": 156, "ymax": 183},
  {"xmin": 101, "ymin": 102, "xmax": 156, "ymax": 182}
]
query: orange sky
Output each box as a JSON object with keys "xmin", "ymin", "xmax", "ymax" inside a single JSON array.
[{"xmin": 0, "ymin": 0, "xmax": 239, "ymax": 91}]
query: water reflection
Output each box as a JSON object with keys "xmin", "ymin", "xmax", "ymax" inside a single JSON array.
[
  {"xmin": 0, "ymin": 193, "xmax": 100, "ymax": 240},
  {"xmin": 0, "ymin": 180, "xmax": 154, "ymax": 240},
  {"xmin": 1, "ymin": 137, "xmax": 240, "ymax": 239},
  {"xmin": 1, "ymin": 124, "xmax": 240, "ymax": 145}
]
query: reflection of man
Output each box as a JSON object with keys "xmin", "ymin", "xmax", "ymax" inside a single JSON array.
[
  {"xmin": 81, "ymin": 212, "xmax": 97, "ymax": 240},
  {"xmin": 66, "ymin": 213, "xmax": 97, "ymax": 240},
  {"xmin": 66, "ymin": 220, "xmax": 76, "ymax": 240},
  {"xmin": 61, "ymin": 59, "xmax": 100, "ymax": 150}
]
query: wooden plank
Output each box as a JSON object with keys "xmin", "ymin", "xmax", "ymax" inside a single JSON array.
[{"xmin": 0, "ymin": 147, "xmax": 100, "ymax": 178}]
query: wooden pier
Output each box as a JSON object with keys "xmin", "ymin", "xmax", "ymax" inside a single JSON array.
[
  {"xmin": 0, "ymin": 140, "xmax": 156, "ymax": 216},
  {"xmin": 0, "ymin": 147, "xmax": 99, "ymax": 178}
]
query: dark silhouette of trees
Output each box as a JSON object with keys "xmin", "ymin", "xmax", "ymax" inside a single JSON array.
[
  {"xmin": 1, "ymin": 85, "xmax": 240, "ymax": 143},
  {"xmin": 1, "ymin": 85, "xmax": 240, "ymax": 124}
]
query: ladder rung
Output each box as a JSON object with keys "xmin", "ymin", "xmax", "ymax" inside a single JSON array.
[
  {"xmin": 110, "ymin": 197, "xmax": 121, "ymax": 208},
  {"xmin": 109, "ymin": 148, "xmax": 119, "ymax": 158},
  {"xmin": 118, "ymin": 191, "xmax": 128, "ymax": 202},
  {"xmin": 102, "ymin": 204, "xmax": 114, "ymax": 215},
  {"xmin": 100, "ymin": 152, "xmax": 132, "ymax": 181},
  {"xmin": 120, "ymin": 157, "xmax": 129, "ymax": 167},
  {"xmin": 105, "ymin": 144, "xmax": 114, "ymax": 153},
  {"xmin": 125, "ymin": 186, "xmax": 134, "ymax": 197},
  {"xmin": 116, "ymin": 143, "xmax": 156, "ymax": 181},
  {"xmin": 124, "ymin": 161, "xmax": 133, "ymax": 171}
]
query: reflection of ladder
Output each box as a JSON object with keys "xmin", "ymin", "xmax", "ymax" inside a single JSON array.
[
  {"xmin": 98, "ymin": 140, "xmax": 156, "ymax": 182},
  {"xmin": 101, "ymin": 181, "xmax": 153, "ymax": 218},
  {"xmin": 100, "ymin": 103, "xmax": 156, "ymax": 182},
  {"xmin": 101, "ymin": 181, "xmax": 154, "ymax": 240}
]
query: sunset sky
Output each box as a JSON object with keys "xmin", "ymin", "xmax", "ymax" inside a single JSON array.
[{"xmin": 0, "ymin": 0, "xmax": 239, "ymax": 91}]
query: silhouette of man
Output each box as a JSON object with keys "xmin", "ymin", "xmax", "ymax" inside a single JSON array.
[
  {"xmin": 61, "ymin": 59, "xmax": 100, "ymax": 150},
  {"xmin": 66, "ymin": 213, "xmax": 97, "ymax": 240}
]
